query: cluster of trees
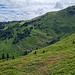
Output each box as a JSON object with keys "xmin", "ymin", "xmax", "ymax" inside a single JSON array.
[
  {"xmin": 0, "ymin": 50, "xmax": 46, "ymax": 62},
  {"xmin": 67, "ymin": 6, "xmax": 75, "ymax": 15},
  {"xmin": 46, "ymin": 37, "xmax": 60, "ymax": 46},
  {"xmin": 34, "ymin": 23, "xmax": 47, "ymax": 30},
  {"xmin": 53, "ymin": 23, "xmax": 73, "ymax": 34},
  {"xmin": 0, "ymin": 27, "xmax": 13, "ymax": 40},
  {"xmin": 21, "ymin": 18, "xmax": 41, "ymax": 28},
  {"xmin": 1, "ymin": 53, "xmax": 15, "ymax": 60},
  {"xmin": 52, "ymin": 17, "xmax": 73, "ymax": 34},
  {"xmin": 12, "ymin": 27, "xmax": 32, "ymax": 44},
  {"xmin": 0, "ymin": 22, "xmax": 5, "ymax": 29}
]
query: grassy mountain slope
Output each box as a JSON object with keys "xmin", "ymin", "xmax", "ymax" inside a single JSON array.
[
  {"xmin": 0, "ymin": 33, "xmax": 75, "ymax": 75},
  {"xmin": 0, "ymin": 6, "xmax": 75, "ymax": 57}
]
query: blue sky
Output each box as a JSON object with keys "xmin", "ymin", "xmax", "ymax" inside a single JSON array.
[{"xmin": 0, "ymin": 0, "xmax": 75, "ymax": 22}]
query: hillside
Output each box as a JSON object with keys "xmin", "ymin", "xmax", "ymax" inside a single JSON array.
[
  {"xmin": 0, "ymin": 6, "xmax": 75, "ymax": 57},
  {"xmin": 0, "ymin": 33, "xmax": 75, "ymax": 75}
]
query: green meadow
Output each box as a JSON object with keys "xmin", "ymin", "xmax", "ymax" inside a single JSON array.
[
  {"xmin": 0, "ymin": 33, "xmax": 75, "ymax": 75},
  {"xmin": 0, "ymin": 5, "xmax": 75, "ymax": 75}
]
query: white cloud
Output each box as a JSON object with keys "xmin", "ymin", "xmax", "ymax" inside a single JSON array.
[{"xmin": 0, "ymin": 0, "xmax": 75, "ymax": 22}]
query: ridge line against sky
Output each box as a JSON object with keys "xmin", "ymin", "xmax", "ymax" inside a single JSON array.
[{"xmin": 0, "ymin": 0, "xmax": 75, "ymax": 22}]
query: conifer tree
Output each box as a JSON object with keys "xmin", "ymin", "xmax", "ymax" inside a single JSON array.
[
  {"xmin": 2, "ymin": 53, "xmax": 5, "ymax": 59},
  {"xmin": 6, "ymin": 53, "xmax": 9, "ymax": 60},
  {"xmin": 12, "ymin": 55, "xmax": 15, "ymax": 59}
]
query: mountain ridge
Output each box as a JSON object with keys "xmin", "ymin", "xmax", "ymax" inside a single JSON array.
[
  {"xmin": 0, "ymin": 32, "xmax": 75, "ymax": 75},
  {"xmin": 0, "ymin": 5, "xmax": 75, "ymax": 57}
]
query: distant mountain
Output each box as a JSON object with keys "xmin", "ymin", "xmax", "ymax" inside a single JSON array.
[
  {"xmin": 54, "ymin": 2, "xmax": 63, "ymax": 9},
  {"xmin": 0, "ymin": 5, "xmax": 75, "ymax": 58}
]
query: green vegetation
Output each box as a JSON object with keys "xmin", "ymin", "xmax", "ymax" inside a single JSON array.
[
  {"xmin": 2, "ymin": 53, "xmax": 5, "ymax": 60},
  {"xmin": 0, "ymin": 33, "xmax": 75, "ymax": 75},
  {"xmin": 6, "ymin": 54, "xmax": 9, "ymax": 60},
  {"xmin": 34, "ymin": 51, "xmax": 37, "ymax": 54},
  {"xmin": 12, "ymin": 55, "xmax": 15, "ymax": 59},
  {"xmin": 0, "ymin": 6, "xmax": 75, "ymax": 58},
  {"xmin": 23, "ymin": 50, "xmax": 28, "ymax": 55},
  {"xmin": 0, "ymin": 5, "xmax": 75, "ymax": 75}
]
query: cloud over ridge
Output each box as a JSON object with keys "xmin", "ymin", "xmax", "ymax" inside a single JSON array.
[{"xmin": 0, "ymin": 0, "xmax": 75, "ymax": 22}]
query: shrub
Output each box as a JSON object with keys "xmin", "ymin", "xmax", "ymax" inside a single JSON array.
[
  {"xmin": 42, "ymin": 50, "xmax": 45, "ymax": 53},
  {"xmin": 24, "ymin": 50, "xmax": 28, "ymax": 55},
  {"xmin": 73, "ymin": 41, "xmax": 75, "ymax": 44},
  {"xmin": 34, "ymin": 51, "xmax": 37, "ymax": 54},
  {"xmin": 12, "ymin": 55, "xmax": 15, "ymax": 59}
]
